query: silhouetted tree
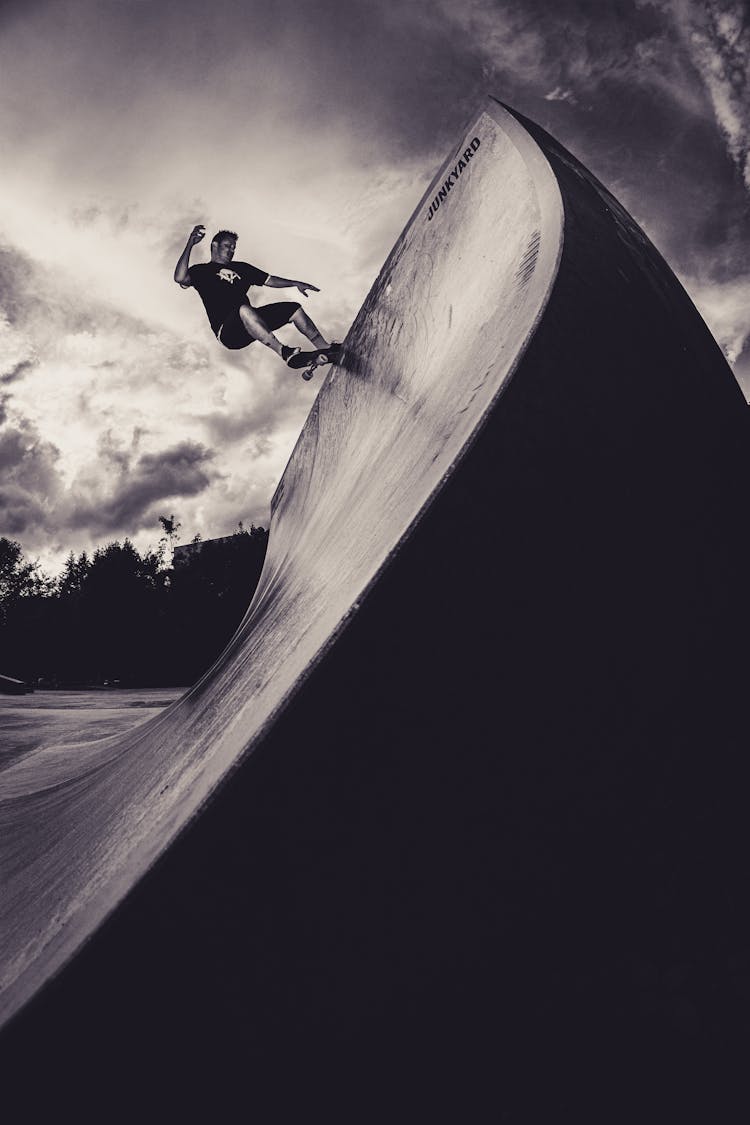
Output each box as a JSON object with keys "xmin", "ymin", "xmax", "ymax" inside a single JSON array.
[
  {"xmin": 0, "ymin": 524, "xmax": 269, "ymax": 687},
  {"xmin": 57, "ymin": 551, "xmax": 91, "ymax": 599},
  {"xmin": 166, "ymin": 523, "xmax": 269, "ymax": 683},
  {"xmin": 159, "ymin": 514, "xmax": 182, "ymax": 565},
  {"xmin": 0, "ymin": 538, "xmax": 47, "ymax": 623},
  {"xmin": 0, "ymin": 539, "xmax": 54, "ymax": 680}
]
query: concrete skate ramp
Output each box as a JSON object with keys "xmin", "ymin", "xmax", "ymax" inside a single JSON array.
[
  {"xmin": 3, "ymin": 99, "xmax": 750, "ymax": 1114},
  {"xmin": 0, "ymin": 99, "xmax": 563, "ymax": 1031}
]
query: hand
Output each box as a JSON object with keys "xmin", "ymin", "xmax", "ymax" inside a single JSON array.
[
  {"xmin": 188, "ymin": 224, "xmax": 206, "ymax": 246},
  {"xmin": 295, "ymin": 281, "xmax": 320, "ymax": 298}
]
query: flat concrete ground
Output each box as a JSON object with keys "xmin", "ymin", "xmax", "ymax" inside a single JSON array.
[{"xmin": 0, "ymin": 688, "xmax": 186, "ymax": 772}]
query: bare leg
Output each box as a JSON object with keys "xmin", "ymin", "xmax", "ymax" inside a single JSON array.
[
  {"xmin": 291, "ymin": 306, "xmax": 329, "ymax": 349},
  {"xmin": 238, "ymin": 305, "xmax": 286, "ymax": 356}
]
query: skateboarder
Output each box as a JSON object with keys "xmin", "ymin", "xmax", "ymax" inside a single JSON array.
[{"xmin": 174, "ymin": 225, "xmax": 339, "ymax": 372}]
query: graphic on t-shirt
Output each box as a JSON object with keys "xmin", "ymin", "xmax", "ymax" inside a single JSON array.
[{"xmin": 186, "ymin": 259, "xmax": 269, "ymax": 335}]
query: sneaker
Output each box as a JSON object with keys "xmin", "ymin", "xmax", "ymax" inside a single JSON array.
[{"xmin": 281, "ymin": 345, "xmax": 302, "ymax": 366}]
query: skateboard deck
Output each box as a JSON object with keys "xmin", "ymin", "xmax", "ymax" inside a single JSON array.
[{"xmin": 287, "ymin": 344, "xmax": 341, "ymax": 380}]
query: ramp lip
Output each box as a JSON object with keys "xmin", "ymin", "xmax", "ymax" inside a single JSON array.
[{"xmin": 271, "ymin": 97, "xmax": 563, "ymax": 512}]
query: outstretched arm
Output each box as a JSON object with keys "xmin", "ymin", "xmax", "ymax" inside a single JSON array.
[
  {"xmin": 264, "ymin": 275, "xmax": 320, "ymax": 298},
  {"xmin": 174, "ymin": 225, "xmax": 205, "ymax": 287}
]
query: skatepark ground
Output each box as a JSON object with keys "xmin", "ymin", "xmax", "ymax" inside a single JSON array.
[{"xmin": 0, "ymin": 689, "xmax": 185, "ymax": 772}]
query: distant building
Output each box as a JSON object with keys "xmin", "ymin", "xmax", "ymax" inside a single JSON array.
[{"xmin": 173, "ymin": 535, "xmax": 238, "ymax": 566}]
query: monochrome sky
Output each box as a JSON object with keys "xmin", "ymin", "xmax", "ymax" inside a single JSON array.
[{"xmin": 2, "ymin": 0, "xmax": 748, "ymax": 574}]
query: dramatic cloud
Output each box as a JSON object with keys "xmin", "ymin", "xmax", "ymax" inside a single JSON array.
[
  {"xmin": 683, "ymin": 270, "xmax": 750, "ymax": 394},
  {"xmin": 0, "ymin": 240, "xmax": 314, "ymax": 568},
  {"xmin": 1, "ymin": 360, "xmax": 36, "ymax": 386},
  {"xmin": 0, "ymin": 410, "xmax": 64, "ymax": 540},
  {"xmin": 0, "ymin": 311, "xmax": 36, "ymax": 386},
  {"xmin": 733, "ymin": 342, "xmax": 750, "ymax": 398},
  {"xmin": 669, "ymin": 0, "xmax": 750, "ymax": 190},
  {"xmin": 65, "ymin": 437, "xmax": 219, "ymax": 536},
  {"xmin": 0, "ymin": 397, "xmax": 220, "ymax": 558}
]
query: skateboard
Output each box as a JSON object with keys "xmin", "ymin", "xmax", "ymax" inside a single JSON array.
[{"xmin": 287, "ymin": 344, "xmax": 342, "ymax": 380}]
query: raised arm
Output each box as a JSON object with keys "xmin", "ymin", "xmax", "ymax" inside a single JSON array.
[
  {"xmin": 174, "ymin": 225, "xmax": 205, "ymax": 287},
  {"xmin": 264, "ymin": 275, "xmax": 320, "ymax": 298}
]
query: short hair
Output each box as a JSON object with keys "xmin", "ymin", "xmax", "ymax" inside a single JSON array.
[{"xmin": 211, "ymin": 229, "xmax": 238, "ymax": 245}]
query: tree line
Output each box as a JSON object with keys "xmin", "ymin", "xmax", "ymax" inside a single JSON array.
[{"xmin": 0, "ymin": 522, "xmax": 268, "ymax": 688}]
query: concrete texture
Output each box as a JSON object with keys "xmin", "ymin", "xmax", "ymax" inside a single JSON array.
[{"xmin": 0, "ymin": 689, "xmax": 184, "ymax": 772}]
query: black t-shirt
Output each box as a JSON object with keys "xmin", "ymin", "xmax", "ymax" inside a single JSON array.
[{"xmin": 187, "ymin": 261, "xmax": 270, "ymax": 335}]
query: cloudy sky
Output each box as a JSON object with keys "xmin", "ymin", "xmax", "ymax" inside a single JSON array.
[{"xmin": 1, "ymin": 0, "xmax": 748, "ymax": 574}]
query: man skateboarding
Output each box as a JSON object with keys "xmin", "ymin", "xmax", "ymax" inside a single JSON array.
[{"xmin": 174, "ymin": 225, "xmax": 339, "ymax": 375}]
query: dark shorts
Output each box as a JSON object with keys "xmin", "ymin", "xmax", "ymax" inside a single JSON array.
[{"xmin": 218, "ymin": 301, "xmax": 302, "ymax": 350}]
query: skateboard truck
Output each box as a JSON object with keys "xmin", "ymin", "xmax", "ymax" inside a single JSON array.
[
  {"xmin": 289, "ymin": 343, "xmax": 342, "ymax": 381},
  {"xmin": 301, "ymin": 352, "xmax": 332, "ymax": 381}
]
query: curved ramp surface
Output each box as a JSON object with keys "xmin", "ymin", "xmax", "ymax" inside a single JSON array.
[
  {"xmin": 0, "ymin": 99, "xmax": 563, "ymax": 1031},
  {"xmin": 3, "ymin": 100, "xmax": 750, "ymax": 1116}
]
